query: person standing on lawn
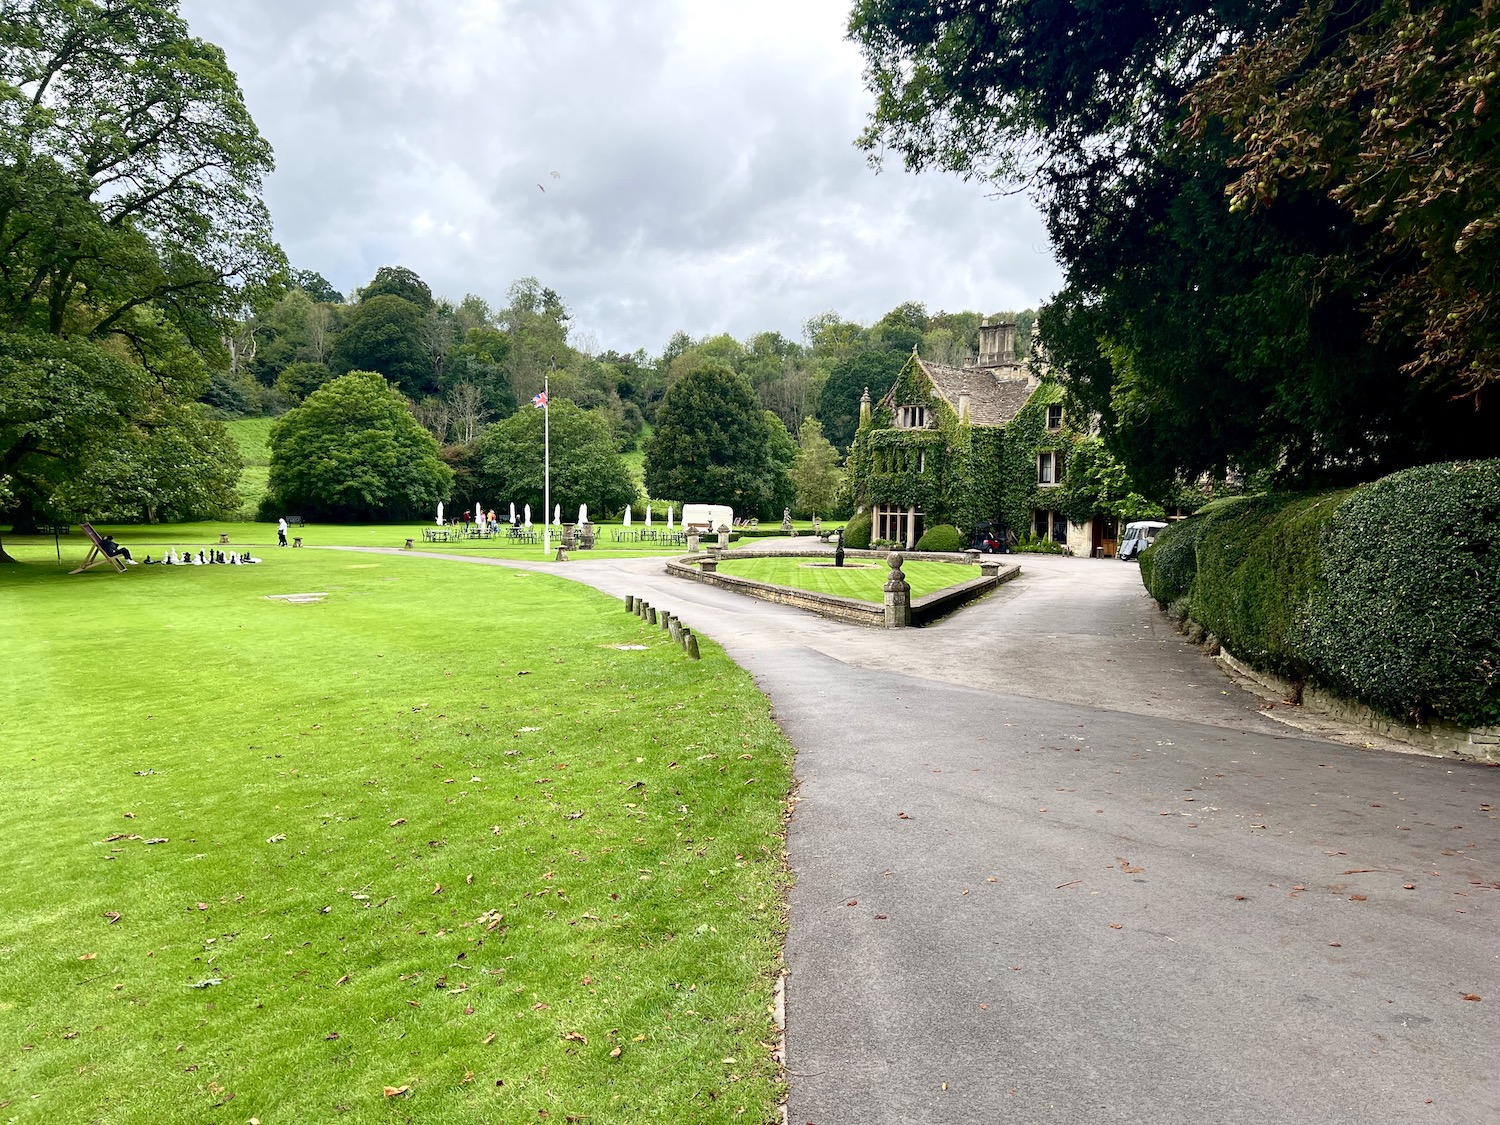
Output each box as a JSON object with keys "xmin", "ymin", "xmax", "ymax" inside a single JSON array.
[{"xmin": 277, "ymin": 517, "xmax": 288, "ymax": 547}]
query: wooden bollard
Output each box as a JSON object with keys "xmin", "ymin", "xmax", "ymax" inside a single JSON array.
[
  {"xmin": 638, "ymin": 600, "xmax": 650, "ymax": 620},
  {"xmin": 668, "ymin": 618, "xmax": 683, "ymax": 644},
  {"xmin": 647, "ymin": 606, "xmax": 658, "ymax": 626},
  {"xmin": 660, "ymin": 611, "xmax": 672, "ymax": 631},
  {"xmin": 684, "ymin": 632, "xmax": 700, "ymax": 660},
  {"xmin": 625, "ymin": 594, "xmax": 635, "ymax": 612}
]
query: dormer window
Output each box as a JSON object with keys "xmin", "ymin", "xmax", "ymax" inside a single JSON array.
[
  {"xmin": 1047, "ymin": 404, "xmax": 1063, "ymax": 430},
  {"xmin": 895, "ymin": 405, "xmax": 928, "ymax": 429}
]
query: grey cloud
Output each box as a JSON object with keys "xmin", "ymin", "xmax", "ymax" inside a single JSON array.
[{"xmin": 181, "ymin": 0, "xmax": 1061, "ymax": 352}]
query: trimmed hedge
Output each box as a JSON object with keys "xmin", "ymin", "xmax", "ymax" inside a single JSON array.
[
  {"xmin": 1304, "ymin": 462, "xmax": 1500, "ymax": 727},
  {"xmin": 914, "ymin": 524, "xmax": 962, "ymax": 552},
  {"xmin": 843, "ymin": 509, "xmax": 872, "ymax": 549},
  {"xmin": 1138, "ymin": 460, "xmax": 1500, "ymax": 729}
]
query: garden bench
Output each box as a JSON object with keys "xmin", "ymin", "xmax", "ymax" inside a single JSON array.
[{"xmin": 70, "ymin": 522, "xmax": 128, "ymax": 574}]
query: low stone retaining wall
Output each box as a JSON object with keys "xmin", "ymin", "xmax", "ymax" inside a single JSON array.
[
  {"xmin": 1217, "ymin": 647, "xmax": 1500, "ymax": 763},
  {"xmin": 664, "ymin": 551, "xmax": 1020, "ymax": 628}
]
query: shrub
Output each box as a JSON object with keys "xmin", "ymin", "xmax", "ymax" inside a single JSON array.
[
  {"xmin": 1139, "ymin": 460, "xmax": 1500, "ymax": 729},
  {"xmin": 843, "ymin": 509, "xmax": 872, "ymax": 549},
  {"xmin": 1140, "ymin": 519, "xmax": 1203, "ymax": 605},
  {"xmin": 914, "ymin": 523, "xmax": 962, "ymax": 552},
  {"xmin": 1015, "ymin": 533, "xmax": 1067, "ymax": 554},
  {"xmin": 1303, "ymin": 461, "xmax": 1500, "ymax": 727}
]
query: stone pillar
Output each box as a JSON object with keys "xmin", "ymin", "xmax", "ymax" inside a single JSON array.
[
  {"xmin": 884, "ymin": 551, "xmax": 912, "ymax": 628},
  {"xmin": 980, "ymin": 560, "xmax": 1002, "ymax": 578},
  {"xmin": 717, "ymin": 524, "xmax": 731, "ymax": 550},
  {"xmin": 561, "ymin": 523, "xmax": 577, "ymax": 551},
  {"xmin": 965, "ymin": 549, "xmax": 980, "ymax": 565},
  {"xmin": 578, "ymin": 522, "xmax": 595, "ymax": 549},
  {"xmin": 700, "ymin": 557, "xmax": 719, "ymax": 573},
  {"xmin": 687, "ymin": 531, "xmax": 700, "ymax": 553}
]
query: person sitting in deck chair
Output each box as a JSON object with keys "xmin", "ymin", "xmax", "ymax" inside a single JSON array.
[{"xmin": 97, "ymin": 533, "xmax": 136, "ymax": 564}]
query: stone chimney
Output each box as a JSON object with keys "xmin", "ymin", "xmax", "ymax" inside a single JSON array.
[
  {"xmin": 957, "ymin": 377, "xmax": 970, "ymax": 423},
  {"xmin": 859, "ymin": 386, "xmax": 871, "ymax": 426},
  {"xmin": 977, "ymin": 318, "xmax": 1016, "ymax": 368}
]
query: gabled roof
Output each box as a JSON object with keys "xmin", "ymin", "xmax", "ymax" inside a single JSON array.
[{"xmin": 886, "ymin": 355, "xmax": 1035, "ymax": 427}]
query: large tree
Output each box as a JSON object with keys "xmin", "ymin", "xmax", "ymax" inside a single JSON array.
[
  {"xmin": 815, "ymin": 349, "xmax": 905, "ymax": 454},
  {"xmin": 473, "ymin": 398, "xmax": 637, "ymax": 520},
  {"xmin": 329, "ymin": 294, "xmax": 431, "ymax": 398},
  {"xmin": 790, "ymin": 416, "xmax": 843, "ymax": 517},
  {"xmin": 0, "ymin": 0, "xmax": 282, "ymax": 549},
  {"xmin": 849, "ymin": 0, "xmax": 1496, "ymax": 486},
  {"xmin": 265, "ymin": 370, "xmax": 452, "ymax": 521},
  {"xmin": 644, "ymin": 362, "xmax": 783, "ymax": 516}
]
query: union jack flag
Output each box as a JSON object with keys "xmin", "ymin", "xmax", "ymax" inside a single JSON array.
[{"xmin": 531, "ymin": 391, "xmax": 548, "ymax": 408}]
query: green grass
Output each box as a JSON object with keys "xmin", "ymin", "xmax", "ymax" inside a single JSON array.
[
  {"xmin": 714, "ymin": 556, "xmax": 975, "ymax": 603},
  {"xmin": 0, "ymin": 540, "xmax": 794, "ymax": 1123},
  {"xmin": 225, "ymin": 417, "xmax": 275, "ymax": 516}
]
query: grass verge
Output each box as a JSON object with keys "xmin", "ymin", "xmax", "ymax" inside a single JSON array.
[
  {"xmin": 0, "ymin": 544, "xmax": 793, "ymax": 1123},
  {"xmin": 714, "ymin": 556, "xmax": 974, "ymax": 603}
]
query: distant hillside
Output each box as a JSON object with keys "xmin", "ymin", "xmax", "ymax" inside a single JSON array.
[{"xmin": 226, "ymin": 417, "xmax": 274, "ymax": 517}]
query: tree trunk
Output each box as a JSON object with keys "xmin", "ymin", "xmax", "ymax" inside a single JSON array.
[{"xmin": 0, "ymin": 531, "xmax": 17, "ymax": 563}]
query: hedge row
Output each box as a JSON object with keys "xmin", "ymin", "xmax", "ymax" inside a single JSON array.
[{"xmin": 1139, "ymin": 460, "xmax": 1500, "ymax": 729}]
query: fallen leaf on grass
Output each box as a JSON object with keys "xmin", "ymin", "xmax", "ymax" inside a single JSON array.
[
  {"xmin": 266, "ymin": 834, "xmax": 286, "ymax": 844},
  {"xmin": 335, "ymin": 974, "xmax": 349, "ymax": 986},
  {"xmin": 532, "ymin": 1002, "xmax": 550, "ymax": 1010},
  {"xmin": 79, "ymin": 952, "xmax": 97, "ymax": 961},
  {"xmin": 483, "ymin": 1032, "xmax": 497, "ymax": 1044},
  {"xmin": 610, "ymin": 1046, "xmax": 622, "ymax": 1058},
  {"xmin": 103, "ymin": 912, "xmax": 121, "ymax": 925},
  {"xmin": 389, "ymin": 818, "xmax": 406, "ymax": 827},
  {"xmin": 432, "ymin": 883, "xmax": 443, "ymax": 895},
  {"xmin": 562, "ymin": 1031, "xmax": 588, "ymax": 1044},
  {"xmin": 189, "ymin": 978, "xmax": 223, "ymax": 989},
  {"xmin": 382, "ymin": 1085, "xmax": 410, "ymax": 1098},
  {"xmin": 325, "ymin": 1032, "xmax": 340, "ymax": 1041},
  {"xmin": 103, "ymin": 833, "xmax": 140, "ymax": 843},
  {"xmin": 143, "ymin": 837, "xmax": 168, "ymax": 845}
]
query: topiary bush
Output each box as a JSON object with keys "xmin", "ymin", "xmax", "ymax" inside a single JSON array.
[
  {"xmin": 1190, "ymin": 490, "xmax": 1351, "ymax": 681},
  {"xmin": 1138, "ymin": 461, "xmax": 1500, "ymax": 730},
  {"xmin": 914, "ymin": 523, "xmax": 962, "ymax": 552},
  {"xmin": 843, "ymin": 509, "xmax": 872, "ymax": 549},
  {"xmin": 1302, "ymin": 461, "xmax": 1500, "ymax": 727}
]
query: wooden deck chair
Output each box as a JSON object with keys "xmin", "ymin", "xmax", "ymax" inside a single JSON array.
[{"xmin": 71, "ymin": 522, "xmax": 129, "ymax": 574}]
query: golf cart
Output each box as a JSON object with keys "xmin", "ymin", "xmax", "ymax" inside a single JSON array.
[{"xmin": 1117, "ymin": 520, "xmax": 1168, "ymax": 560}]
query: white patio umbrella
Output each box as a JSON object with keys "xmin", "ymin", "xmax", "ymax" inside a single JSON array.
[
  {"xmin": 554, "ymin": 504, "xmax": 561, "ymax": 525},
  {"xmin": 524, "ymin": 504, "xmax": 532, "ymax": 527},
  {"xmin": 578, "ymin": 504, "xmax": 588, "ymax": 524},
  {"xmin": 437, "ymin": 501, "xmax": 444, "ymax": 526},
  {"xmin": 645, "ymin": 504, "xmax": 652, "ymax": 527},
  {"xmin": 509, "ymin": 501, "xmax": 517, "ymax": 524},
  {"xmin": 624, "ymin": 505, "xmax": 632, "ymax": 527},
  {"xmin": 667, "ymin": 505, "xmax": 674, "ymax": 530}
]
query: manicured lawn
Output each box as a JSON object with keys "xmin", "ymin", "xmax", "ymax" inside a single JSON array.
[
  {"xmin": 224, "ymin": 417, "xmax": 275, "ymax": 516},
  {"xmin": 714, "ymin": 556, "xmax": 975, "ymax": 603},
  {"xmin": 0, "ymin": 542, "xmax": 793, "ymax": 1123}
]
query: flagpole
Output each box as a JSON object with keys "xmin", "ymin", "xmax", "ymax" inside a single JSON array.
[{"xmin": 549, "ymin": 367, "xmax": 555, "ymax": 558}]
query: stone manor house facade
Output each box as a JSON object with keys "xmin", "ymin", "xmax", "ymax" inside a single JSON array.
[{"xmin": 847, "ymin": 319, "xmax": 1121, "ymax": 557}]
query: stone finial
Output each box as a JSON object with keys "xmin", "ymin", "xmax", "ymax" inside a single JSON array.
[
  {"xmin": 958, "ymin": 376, "xmax": 970, "ymax": 423},
  {"xmin": 859, "ymin": 385, "xmax": 871, "ymax": 426}
]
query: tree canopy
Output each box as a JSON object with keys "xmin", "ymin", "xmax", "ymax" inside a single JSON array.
[
  {"xmin": 644, "ymin": 362, "xmax": 790, "ymax": 517},
  {"xmin": 850, "ymin": 0, "xmax": 1498, "ymax": 486},
  {"xmin": 0, "ymin": 0, "xmax": 281, "ymax": 543},
  {"xmin": 473, "ymin": 399, "xmax": 637, "ymax": 520},
  {"xmin": 265, "ymin": 371, "xmax": 452, "ymax": 521}
]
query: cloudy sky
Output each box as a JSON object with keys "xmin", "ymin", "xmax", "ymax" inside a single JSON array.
[{"xmin": 179, "ymin": 0, "xmax": 1061, "ymax": 355}]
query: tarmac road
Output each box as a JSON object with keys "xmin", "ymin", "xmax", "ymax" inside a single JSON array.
[{"xmin": 344, "ymin": 547, "xmax": 1500, "ymax": 1124}]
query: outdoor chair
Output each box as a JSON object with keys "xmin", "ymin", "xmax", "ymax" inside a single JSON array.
[{"xmin": 70, "ymin": 522, "xmax": 128, "ymax": 574}]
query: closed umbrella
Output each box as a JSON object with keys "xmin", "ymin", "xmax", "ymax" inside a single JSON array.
[
  {"xmin": 578, "ymin": 504, "xmax": 588, "ymax": 525},
  {"xmin": 437, "ymin": 501, "xmax": 444, "ymax": 526},
  {"xmin": 624, "ymin": 505, "xmax": 632, "ymax": 527},
  {"xmin": 524, "ymin": 504, "xmax": 532, "ymax": 527},
  {"xmin": 667, "ymin": 505, "xmax": 674, "ymax": 530},
  {"xmin": 554, "ymin": 504, "xmax": 561, "ymax": 525},
  {"xmin": 645, "ymin": 504, "xmax": 652, "ymax": 527},
  {"xmin": 510, "ymin": 501, "xmax": 517, "ymax": 524}
]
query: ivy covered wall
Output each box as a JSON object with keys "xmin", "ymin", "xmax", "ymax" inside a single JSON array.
[{"xmin": 997, "ymin": 380, "xmax": 1070, "ymax": 536}]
